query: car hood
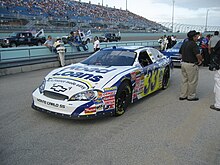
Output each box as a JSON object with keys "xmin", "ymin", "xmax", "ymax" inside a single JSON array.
[
  {"xmin": 43, "ymin": 63, "xmax": 136, "ymax": 97},
  {"xmin": 165, "ymin": 48, "xmax": 179, "ymax": 53},
  {"xmin": 0, "ymin": 37, "xmax": 10, "ymax": 40}
]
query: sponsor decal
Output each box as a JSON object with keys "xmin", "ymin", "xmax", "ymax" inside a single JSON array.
[
  {"xmin": 52, "ymin": 71, "xmax": 103, "ymax": 82},
  {"xmin": 97, "ymin": 91, "xmax": 103, "ymax": 98},
  {"xmin": 50, "ymin": 84, "xmax": 67, "ymax": 92},
  {"xmin": 102, "ymin": 86, "xmax": 117, "ymax": 110},
  {"xmin": 37, "ymin": 98, "xmax": 65, "ymax": 108},
  {"xmin": 84, "ymin": 106, "xmax": 96, "ymax": 114},
  {"xmin": 96, "ymin": 104, "xmax": 104, "ymax": 111},
  {"xmin": 52, "ymin": 65, "xmax": 117, "ymax": 82},
  {"xmin": 132, "ymin": 93, "xmax": 137, "ymax": 100},
  {"xmin": 67, "ymin": 65, "xmax": 117, "ymax": 74},
  {"xmin": 130, "ymin": 72, "xmax": 136, "ymax": 81},
  {"xmin": 103, "ymin": 95, "xmax": 115, "ymax": 101},
  {"xmin": 103, "ymin": 87, "xmax": 117, "ymax": 93},
  {"xmin": 102, "ymin": 91, "xmax": 116, "ymax": 97},
  {"xmin": 48, "ymin": 78, "xmax": 89, "ymax": 89},
  {"xmin": 104, "ymin": 100, "xmax": 115, "ymax": 105},
  {"xmin": 105, "ymin": 104, "xmax": 115, "ymax": 110}
]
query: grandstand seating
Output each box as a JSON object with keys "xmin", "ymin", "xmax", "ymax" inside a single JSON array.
[{"xmin": 0, "ymin": 0, "xmax": 166, "ymax": 32}]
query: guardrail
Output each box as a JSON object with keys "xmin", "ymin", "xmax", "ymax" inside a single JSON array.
[
  {"xmin": 0, "ymin": 40, "xmax": 159, "ymax": 63},
  {"xmin": 0, "ymin": 40, "xmax": 160, "ymax": 76}
]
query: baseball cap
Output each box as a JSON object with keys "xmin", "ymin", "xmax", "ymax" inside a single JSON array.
[{"xmin": 187, "ymin": 30, "xmax": 200, "ymax": 38}]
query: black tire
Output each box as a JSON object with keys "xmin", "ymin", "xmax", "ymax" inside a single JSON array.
[
  {"xmin": 162, "ymin": 67, "xmax": 170, "ymax": 89},
  {"xmin": 10, "ymin": 43, "xmax": 16, "ymax": 47},
  {"xmin": 114, "ymin": 81, "xmax": 132, "ymax": 116},
  {"xmin": 37, "ymin": 41, "xmax": 42, "ymax": 46}
]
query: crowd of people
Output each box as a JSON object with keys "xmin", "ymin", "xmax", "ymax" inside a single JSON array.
[
  {"xmin": 44, "ymin": 29, "xmax": 91, "ymax": 67},
  {"xmin": 178, "ymin": 30, "xmax": 220, "ymax": 111},
  {"xmin": 44, "ymin": 35, "xmax": 66, "ymax": 67},
  {"xmin": 0, "ymin": 0, "xmax": 163, "ymax": 31},
  {"xmin": 158, "ymin": 35, "xmax": 177, "ymax": 51}
]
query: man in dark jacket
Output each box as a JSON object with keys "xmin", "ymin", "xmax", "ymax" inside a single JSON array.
[{"xmin": 179, "ymin": 30, "xmax": 203, "ymax": 101}]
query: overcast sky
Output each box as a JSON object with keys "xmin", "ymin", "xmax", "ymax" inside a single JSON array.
[{"xmin": 79, "ymin": 0, "xmax": 220, "ymax": 27}]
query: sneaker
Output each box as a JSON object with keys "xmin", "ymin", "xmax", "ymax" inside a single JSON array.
[
  {"xmin": 210, "ymin": 105, "xmax": 220, "ymax": 111},
  {"xmin": 187, "ymin": 98, "xmax": 199, "ymax": 101},
  {"xmin": 179, "ymin": 97, "xmax": 187, "ymax": 100}
]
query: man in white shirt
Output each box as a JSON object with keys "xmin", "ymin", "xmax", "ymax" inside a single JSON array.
[
  {"xmin": 93, "ymin": 36, "xmax": 100, "ymax": 52},
  {"xmin": 208, "ymin": 31, "xmax": 220, "ymax": 62},
  {"xmin": 44, "ymin": 35, "xmax": 54, "ymax": 52}
]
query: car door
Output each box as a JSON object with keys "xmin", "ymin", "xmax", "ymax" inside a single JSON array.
[
  {"xmin": 18, "ymin": 33, "xmax": 26, "ymax": 45},
  {"xmin": 25, "ymin": 33, "xmax": 32, "ymax": 44},
  {"xmin": 147, "ymin": 48, "xmax": 165, "ymax": 91},
  {"xmin": 138, "ymin": 50, "xmax": 155, "ymax": 95}
]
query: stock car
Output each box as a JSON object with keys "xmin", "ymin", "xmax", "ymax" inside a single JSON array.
[
  {"xmin": 32, "ymin": 46, "xmax": 171, "ymax": 119},
  {"xmin": 161, "ymin": 40, "xmax": 183, "ymax": 67}
]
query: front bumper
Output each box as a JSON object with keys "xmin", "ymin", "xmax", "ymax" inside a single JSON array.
[
  {"xmin": 32, "ymin": 102, "xmax": 113, "ymax": 119},
  {"xmin": 171, "ymin": 57, "xmax": 181, "ymax": 67}
]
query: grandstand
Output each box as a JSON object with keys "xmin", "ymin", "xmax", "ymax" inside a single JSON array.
[{"xmin": 0, "ymin": 0, "xmax": 168, "ymax": 33}]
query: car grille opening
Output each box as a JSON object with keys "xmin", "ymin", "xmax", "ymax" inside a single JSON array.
[{"xmin": 43, "ymin": 91, "xmax": 68, "ymax": 100}]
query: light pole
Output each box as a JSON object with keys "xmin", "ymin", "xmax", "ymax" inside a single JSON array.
[
  {"xmin": 102, "ymin": 0, "xmax": 103, "ymax": 6},
  {"xmin": 205, "ymin": 9, "xmax": 209, "ymax": 32},
  {"xmin": 126, "ymin": 0, "xmax": 127, "ymax": 11},
  {"xmin": 171, "ymin": 0, "xmax": 175, "ymax": 33}
]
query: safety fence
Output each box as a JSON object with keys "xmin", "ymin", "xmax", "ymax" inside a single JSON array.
[
  {"xmin": 0, "ymin": 40, "xmax": 159, "ymax": 68},
  {"xmin": 0, "ymin": 40, "xmax": 160, "ymax": 76}
]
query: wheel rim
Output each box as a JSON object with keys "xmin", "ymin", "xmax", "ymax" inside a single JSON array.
[{"xmin": 116, "ymin": 88, "xmax": 130, "ymax": 115}]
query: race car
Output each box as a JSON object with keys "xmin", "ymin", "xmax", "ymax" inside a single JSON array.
[
  {"xmin": 161, "ymin": 40, "xmax": 183, "ymax": 67},
  {"xmin": 32, "ymin": 46, "xmax": 171, "ymax": 119}
]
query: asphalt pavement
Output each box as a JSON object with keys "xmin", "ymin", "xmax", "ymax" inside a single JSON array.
[{"xmin": 0, "ymin": 67, "xmax": 220, "ymax": 165}]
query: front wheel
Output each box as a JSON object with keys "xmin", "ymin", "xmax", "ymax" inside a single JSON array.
[
  {"xmin": 162, "ymin": 67, "xmax": 170, "ymax": 89},
  {"xmin": 114, "ymin": 82, "xmax": 132, "ymax": 116},
  {"xmin": 86, "ymin": 39, "xmax": 90, "ymax": 44},
  {"xmin": 37, "ymin": 41, "xmax": 42, "ymax": 46}
]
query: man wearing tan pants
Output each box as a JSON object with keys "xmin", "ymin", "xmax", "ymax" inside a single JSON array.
[{"xmin": 179, "ymin": 30, "xmax": 203, "ymax": 101}]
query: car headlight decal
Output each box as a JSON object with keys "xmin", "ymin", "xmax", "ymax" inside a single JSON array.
[
  {"xmin": 69, "ymin": 90, "xmax": 98, "ymax": 101},
  {"xmin": 39, "ymin": 79, "xmax": 46, "ymax": 94}
]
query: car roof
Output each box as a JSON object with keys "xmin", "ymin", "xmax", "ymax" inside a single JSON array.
[{"xmin": 102, "ymin": 46, "xmax": 151, "ymax": 52}]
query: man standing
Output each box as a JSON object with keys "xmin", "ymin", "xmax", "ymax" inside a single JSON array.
[
  {"xmin": 179, "ymin": 30, "xmax": 203, "ymax": 101},
  {"xmin": 93, "ymin": 36, "xmax": 100, "ymax": 52},
  {"xmin": 208, "ymin": 31, "xmax": 220, "ymax": 63},
  {"xmin": 210, "ymin": 40, "xmax": 220, "ymax": 111},
  {"xmin": 44, "ymin": 35, "xmax": 54, "ymax": 52}
]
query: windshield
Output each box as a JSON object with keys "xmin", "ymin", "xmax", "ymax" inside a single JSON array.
[
  {"xmin": 9, "ymin": 33, "xmax": 17, "ymax": 37},
  {"xmin": 81, "ymin": 49, "xmax": 136, "ymax": 66},
  {"xmin": 172, "ymin": 41, "xmax": 183, "ymax": 49}
]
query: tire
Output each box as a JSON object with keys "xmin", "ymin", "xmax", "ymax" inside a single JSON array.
[
  {"xmin": 114, "ymin": 81, "xmax": 132, "ymax": 116},
  {"xmin": 10, "ymin": 43, "xmax": 16, "ymax": 47},
  {"xmin": 37, "ymin": 41, "xmax": 42, "ymax": 46},
  {"xmin": 162, "ymin": 67, "xmax": 170, "ymax": 89}
]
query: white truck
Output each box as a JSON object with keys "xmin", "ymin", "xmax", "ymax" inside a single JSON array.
[{"xmin": 62, "ymin": 30, "xmax": 93, "ymax": 44}]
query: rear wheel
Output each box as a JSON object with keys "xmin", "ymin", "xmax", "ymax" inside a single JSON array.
[
  {"xmin": 114, "ymin": 82, "xmax": 132, "ymax": 116},
  {"xmin": 86, "ymin": 39, "xmax": 90, "ymax": 44},
  {"xmin": 10, "ymin": 43, "xmax": 16, "ymax": 47},
  {"xmin": 162, "ymin": 67, "xmax": 170, "ymax": 89},
  {"xmin": 37, "ymin": 41, "xmax": 42, "ymax": 46}
]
